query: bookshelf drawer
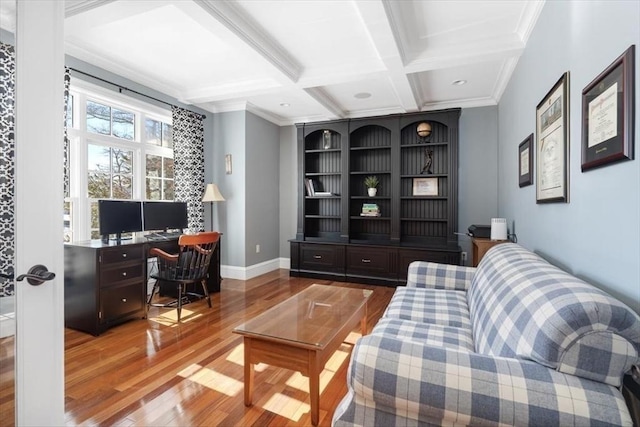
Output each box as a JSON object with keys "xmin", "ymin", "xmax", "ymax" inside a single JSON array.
[
  {"xmin": 299, "ymin": 243, "xmax": 345, "ymax": 273},
  {"xmin": 346, "ymin": 246, "xmax": 396, "ymax": 278}
]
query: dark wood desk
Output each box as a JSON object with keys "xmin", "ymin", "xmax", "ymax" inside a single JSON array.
[{"xmin": 64, "ymin": 235, "xmax": 222, "ymax": 335}]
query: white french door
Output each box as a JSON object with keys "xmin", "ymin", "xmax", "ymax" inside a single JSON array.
[{"xmin": 13, "ymin": 0, "xmax": 65, "ymax": 424}]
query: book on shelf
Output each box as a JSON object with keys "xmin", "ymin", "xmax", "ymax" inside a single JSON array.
[
  {"xmin": 305, "ymin": 178, "xmax": 338, "ymax": 196},
  {"xmin": 360, "ymin": 203, "xmax": 380, "ymax": 216}
]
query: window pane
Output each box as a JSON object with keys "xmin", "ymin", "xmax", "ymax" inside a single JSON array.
[
  {"xmin": 88, "ymin": 172, "xmax": 110, "ymax": 198},
  {"xmin": 146, "ymin": 154, "xmax": 161, "ymax": 177},
  {"xmin": 66, "ymin": 94, "xmax": 74, "ymax": 128},
  {"xmin": 86, "ymin": 101, "xmax": 110, "ymax": 135},
  {"xmin": 163, "ymin": 180, "xmax": 174, "ymax": 200},
  {"xmin": 112, "ymin": 175, "xmax": 133, "ymax": 199},
  {"xmin": 162, "ymin": 123, "xmax": 173, "ymax": 148},
  {"xmin": 146, "ymin": 178, "xmax": 161, "ymax": 200},
  {"xmin": 90, "ymin": 201, "xmax": 99, "ymax": 233},
  {"xmin": 145, "ymin": 118, "xmax": 161, "ymax": 145},
  {"xmin": 163, "ymin": 157, "xmax": 174, "ymax": 179},
  {"xmin": 112, "ymin": 108, "xmax": 134, "ymax": 140},
  {"xmin": 87, "ymin": 144, "xmax": 110, "ymax": 173},
  {"xmin": 111, "ymin": 148, "xmax": 133, "ymax": 175}
]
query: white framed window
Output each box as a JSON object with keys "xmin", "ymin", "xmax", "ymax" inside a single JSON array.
[{"xmin": 66, "ymin": 80, "xmax": 174, "ymax": 241}]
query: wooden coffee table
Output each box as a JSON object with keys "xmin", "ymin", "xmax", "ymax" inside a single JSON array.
[{"xmin": 233, "ymin": 284, "xmax": 372, "ymax": 426}]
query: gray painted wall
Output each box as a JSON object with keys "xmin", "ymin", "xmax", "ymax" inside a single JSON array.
[
  {"xmin": 245, "ymin": 112, "xmax": 280, "ymax": 266},
  {"xmin": 458, "ymin": 106, "xmax": 499, "ymax": 262},
  {"xmin": 279, "ymin": 125, "xmax": 298, "ymax": 258},
  {"xmin": 497, "ymin": 1, "xmax": 640, "ymax": 312},
  {"xmin": 212, "ymin": 111, "xmax": 245, "ymax": 267}
]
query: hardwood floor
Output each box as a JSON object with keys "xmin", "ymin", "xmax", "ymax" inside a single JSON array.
[{"xmin": 63, "ymin": 270, "xmax": 394, "ymax": 426}]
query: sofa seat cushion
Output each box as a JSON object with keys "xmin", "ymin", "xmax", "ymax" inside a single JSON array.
[
  {"xmin": 371, "ymin": 318, "xmax": 474, "ymax": 352},
  {"xmin": 384, "ymin": 287, "xmax": 471, "ymax": 329}
]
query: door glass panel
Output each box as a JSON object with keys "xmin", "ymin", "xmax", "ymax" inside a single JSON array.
[{"xmin": 0, "ymin": 4, "xmax": 16, "ymax": 425}]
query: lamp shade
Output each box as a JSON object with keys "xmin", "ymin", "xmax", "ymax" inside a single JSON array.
[{"xmin": 202, "ymin": 183, "xmax": 225, "ymax": 202}]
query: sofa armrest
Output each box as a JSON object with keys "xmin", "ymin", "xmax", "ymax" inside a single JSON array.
[
  {"xmin": 346, "ymin": 335, "xmax": 632, "ymax": 426},
  {"xmin": 406, "ymin": 261, "xmax": 475, "ymax": 291}
]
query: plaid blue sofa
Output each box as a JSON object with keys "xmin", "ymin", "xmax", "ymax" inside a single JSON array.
[{"xmin": 333, "ymin": 243, "xmax": 640, "ymax": 426}]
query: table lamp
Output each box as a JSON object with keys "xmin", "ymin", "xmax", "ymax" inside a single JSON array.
[{"xmin": 202, "ymin": 183, "xmax": 225, "ymax": 231}]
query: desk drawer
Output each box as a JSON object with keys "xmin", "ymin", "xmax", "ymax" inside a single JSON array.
[
  {"xmin": 101, "ymin": 283, "xmax": 144, "ymax": 322},
  {"xmin": 101, "ymin": 246, "xmax": 143, "ymax": 264},
  {"xmin": 346, "ymin": 246, "xmax": 396, "ymax": 278},
  {"xmin": 299, "ymin": 243, "xmax": 345, "ymax": 273},
  {"xmin": 100, "ymin": 264, "xmax": 144, "ymax": 287}
]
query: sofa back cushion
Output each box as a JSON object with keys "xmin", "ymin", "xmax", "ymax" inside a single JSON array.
[{"xmin": 468, "ymin": 243, "xmax": 640, "ymax": 387}]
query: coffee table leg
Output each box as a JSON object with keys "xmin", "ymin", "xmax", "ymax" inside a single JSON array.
[
  {"xmin": 309, "ymin": 352, "xmax": 320, "ymax": 426},
  {"xmin": 360, "ymin": 304, "xmax": 368, "ymax": 335},
  {"xmin": 244, "ymin": 338, "xmax": 254, "ymax": 406}
]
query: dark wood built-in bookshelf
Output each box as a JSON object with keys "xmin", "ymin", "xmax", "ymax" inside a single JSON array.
[{"xmin": 291, "ymin": 109, "xmax": 461, "ymax": 285}]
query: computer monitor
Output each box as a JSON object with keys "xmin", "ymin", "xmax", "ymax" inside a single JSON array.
[
  {"xmin": 98, "ymin": 200, "xmax": 143, "ymax": 242},
  {"xmin": 143, "ymin": 201, "xmax": 188, "ymax": 232}
]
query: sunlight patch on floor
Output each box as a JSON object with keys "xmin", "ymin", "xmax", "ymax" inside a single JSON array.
[
  {"xmin": 226, "ymin": 343, "xmax": 268, "ymax": 372},
  {"xmin": 177, "ymin": 364, "xmax": 243, "ymax": 396},
  {"xmin": 284, "ymin": 347, "xmax": 350, "ymax": 393},
  {"xmin": 147, "ymin": 308, "xmax": 202, "ymax": 326},
  {"xmin": 262, "ymin": 392, "xmax": 310, "ymax": 422}
]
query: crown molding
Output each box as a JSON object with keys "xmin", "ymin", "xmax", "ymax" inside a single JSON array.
[
  {"xmin": 421, "ymin": 96, "xmax": 497, "ymax": 112},
  {"xmin": 492, "ymin": 57, "xmax": 520, "ymax": 103},
  {"xmin": 517, "ymin": 0, "xmax": 546, "ymax": 44}
]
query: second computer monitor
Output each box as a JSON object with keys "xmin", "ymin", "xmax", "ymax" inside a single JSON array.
[{"xmin": 143, "ymin": 201, "xmax": 188, "ymax": 232}]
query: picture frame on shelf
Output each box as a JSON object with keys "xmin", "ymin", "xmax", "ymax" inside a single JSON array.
[
  {"xmin": 412, "ymin": 177, "xmax": 438, "ymax": 196},
  {"xmin": 536, "ymin": 72, "xmax": 569, "ymax": 203},
  {"xmin": 518, "ymin": 133, "xmax": 534, "ymax": 187},
  {"xmin": 581, "ymin": 45, "xmax": 635, "ymax": 172}
]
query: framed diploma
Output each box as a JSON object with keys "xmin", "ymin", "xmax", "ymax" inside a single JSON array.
[
  {"xmin": 536, "ymin": 72, "xmax": 569, "ymax": 203},
  {"xmin": 412, "ymin": 177, "xmax": 438, "ymax": 196},
  {"xmin": 581, "ymin": 45, "xmax": 635, "ymax": 171},
  {"xmin": 518, "ymin": 133, "xmax": 533, "ymax": 187}
]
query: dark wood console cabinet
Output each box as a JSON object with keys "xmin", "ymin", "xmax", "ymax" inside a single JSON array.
[
  {"xmin": 291, "ymin": 109, "xmax": 461, "ymax": 285},
  {"xmin": 64, "ymin": 236, "xmax": 221, "ymax": 335}
]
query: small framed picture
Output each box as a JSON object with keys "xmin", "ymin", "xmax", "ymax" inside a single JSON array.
[
  {"xmin": 518, "ymin": 133, "xmax": 533, "ymax": 187},
  {"xmin": 581, "ymin": 45, "xmax": 635, "ymax": 171},
  {"xmin": 412, "ymin": 177, "xmax": 438, "ymax": 196},
  {"xmin": 225, "ymin": 154, "xmax": 232, "ymax": 174}
]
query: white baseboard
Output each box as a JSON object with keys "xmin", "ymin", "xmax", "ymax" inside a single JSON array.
[{"xmin": 222, "ymin": 257, "xmax": 291, "ymax": 280}]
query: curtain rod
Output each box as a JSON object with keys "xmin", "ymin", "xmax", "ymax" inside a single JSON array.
[{"xmin": 67, "ymin": 67, "xmax": 206, "ymax": 119}]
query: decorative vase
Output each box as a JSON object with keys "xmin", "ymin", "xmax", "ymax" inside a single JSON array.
[
  {"xmin": 322, "ymin": 130, "xmax": 331, "ymax": 150},
  {"xmin": 367, "ymin": 188, "xmax": 377, "ymax": 197}
]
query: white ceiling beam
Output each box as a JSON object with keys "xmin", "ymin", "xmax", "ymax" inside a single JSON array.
[
  {"xmin": 353, "ymin": 0, "xmax": 420, "ymax": 112},
  {"xmin": 404, "ymin": 40, "xmax": 525, "ymax": 74},
  {"xmin": 65, "ymin": 0, "xmax": 117, "ymax": 18},
  {"xmin": 304, "ymin": 87, "xmax": 345, "ymax": 119},
  {"xmin": 195, "ymin": 0, "xmax": 302, "ymax": 83}
]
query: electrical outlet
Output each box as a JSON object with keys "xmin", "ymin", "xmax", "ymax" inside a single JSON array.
[
  {"xmin": 461, "ymin": 252, "xmax": 468, "ymax": 265},
  {"xmin": 256, "ymin": 244, "xmax": 260, "ymax": 253}
]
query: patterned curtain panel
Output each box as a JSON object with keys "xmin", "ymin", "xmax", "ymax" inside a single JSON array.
[
  {"xmin": 172, "ymin": 106, "xmax": 205, "ymax": 231},
  {"xmin": 63, "ymin": 68, "xmax": 70, "ymax": 198},
  {"xmin": 0, "ymin": 42, "xmax": 15, "ymax": 297}
]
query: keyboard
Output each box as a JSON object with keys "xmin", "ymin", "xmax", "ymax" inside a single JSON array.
[{"xmin": 145, "ymin": 231, "xmax": 181, "ymax": 241}]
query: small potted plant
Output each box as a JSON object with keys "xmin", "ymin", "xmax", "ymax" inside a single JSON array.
[{"xmin": 364, "ymin": 175, "xmax": 379, "ymax": 197}]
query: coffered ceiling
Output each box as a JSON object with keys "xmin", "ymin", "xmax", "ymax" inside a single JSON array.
[{"xmin": 3, "ymin": 0, "xmax": 545, "ymax": 125}]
